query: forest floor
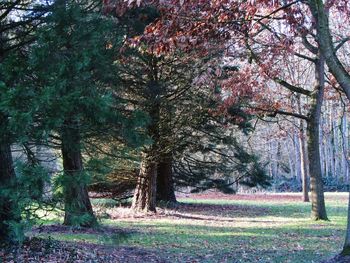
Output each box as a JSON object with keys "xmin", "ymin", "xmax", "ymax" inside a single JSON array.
[{"xmin": 1, "ymin": 192, "xmax": 349, "ymax": 263}]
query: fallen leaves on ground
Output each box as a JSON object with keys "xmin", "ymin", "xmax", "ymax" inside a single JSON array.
[{"xmin": 0, "ymin": 238, "xmax": 169, "ymax": 263}]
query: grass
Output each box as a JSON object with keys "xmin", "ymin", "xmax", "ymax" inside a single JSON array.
[{"xmin": 32, "ymin": 193, "xmax": 349, "ymax": 262}]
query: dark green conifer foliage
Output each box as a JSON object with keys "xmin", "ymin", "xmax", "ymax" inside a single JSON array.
[
  {"xmin": 0, "ymin": 0, "xmax": 48, "ymax": 244},
  {"xmin": 28, "ymin": 0, "xmax": 147, "ymax": 226}
]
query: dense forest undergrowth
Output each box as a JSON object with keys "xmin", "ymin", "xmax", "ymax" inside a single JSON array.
[{"xmin": 1, "ymin": 193, "xmax": 349, "ymax": 263}]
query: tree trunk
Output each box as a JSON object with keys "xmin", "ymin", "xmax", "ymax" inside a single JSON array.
[
  {"xmin": 341, "ymin": 115, "xmax": 349, "ymax": 182},
  {"xmin": 309, "ymin": 0, "xmax": 350, "ymax": 99},
  {"xmin": 299, "ymin": 121, "xmax": 310, "ymax": 202},
  {"xmin": 0, "ymin": 138, "xmax": 20, "ymax": 243},
  {"xmin": 132, "ymin": 91, "xmax": 160, "ymax": 212},
  {"xmin": 307, "ymin": 54, "xmax": 328, "ymax": 220},
  {"xmin": 341, "ymin": 115, "xmax": 350, "ymax": 256},
  {"xmin": 286, "ymin": 141, "xmax": 295, "ymax": 178},
  {"xmin": 342, "ymin": 190, "xmax": 350, "ymax": 255},
  {"xmin": 61, "ymin": 121, "xmax": 96, "ymax": 227},
  {"xmin": 297, "ymin": 94, "xmax": 309, "ymax": 202},
  {"xmin": 293, "ymin": 131, "xmax": 301, "ymax": 182},
  {"xmin": 132, "ymin": 151, "xmax": 157, "ymax": 212},
  {"xmin": 157, "ymin": 152, "xmax": 177, "ymax": 203}
]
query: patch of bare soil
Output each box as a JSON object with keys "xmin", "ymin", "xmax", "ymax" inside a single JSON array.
[{"xmin": 0, "ymin": 238, "xmax": 169, "ymax": 263}]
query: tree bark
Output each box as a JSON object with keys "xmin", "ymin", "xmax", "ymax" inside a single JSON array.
[
  {"xmin": 297, "ymin": 94, "xmax": 310, "ymax": 202},
  {"xmin": 343, "ymin": 190, "xmax": 350, "ymax": 255},
  {"xmin": 308, "ymin": 0, "xmax": 350, "ymax": 99},
  {"xmin": 0, "ymin": 138, "xmax": 20, "ymax": 243},
  {"xmin": 293, "ymin": 131, "xmax": 301, "ymax": 181},
  {"xmin": 307, "ymin": 54, "xmax": 328, "ymax": 220},
  {"xmin": 156, "ymin": 152, "xmax": 177, "ymax": 203},
  {"xmin": 132, "ymin": 93, "xmax": 160, "ymax": 212},
  {"xmin": 299, "ymin": 121, "xmax": 310, "ymax": 202},
  {"xmin": 131, "ymin": 151, "xmax": 157, "ymax": 212},
  {"xmin": 61, "ymin": 121, "xmax": 96, "ymax": 227}
]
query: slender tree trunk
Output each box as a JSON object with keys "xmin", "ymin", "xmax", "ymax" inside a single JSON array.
[
  {"xmin": 307, "ymin": 54, "xmax": 328, "ymax": 220},
  {"xmin": 297, "ymin": 94, "xmax": 309, "ymax": 202},
  {"xmin": 319, "ymin": 117, "xmax": 325, "ymax": 177},
  {"xmin": 342, "ymin": 115, "xmax": 349, "ymax": 182},
  {"xmin": 332, "ymin": 107, "xmax": 339, "ymax": 180},
  {"xmin": 157, "ymin": 152, "xmax": 177, "ymax": 203},
  {"xmin": 268, "ymin": 141, "xmax": 273, "ymax": 179},
  {"xmin": 299, "ymin": 121, "xmax": 310, "ymax": 202},
  {"xmin": 293, "ymin": 131, "xmax": 301, "ymax": 182},
  {"xmin": 61, "ymin": 121, "xmax": 96, "ymax": 227},
  {"xmin": 286, "ymin": 141, "xmax": 295, "ymax": 178}
]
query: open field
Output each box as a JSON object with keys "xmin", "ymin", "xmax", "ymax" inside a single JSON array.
[{"xmin": 1, "ymin": 192, "xmax": 349, "ymax": 262}]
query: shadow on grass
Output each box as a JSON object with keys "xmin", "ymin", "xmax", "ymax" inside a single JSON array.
[
  {"xmin": 112, "ymin": 222, "xmax": 343, "ymax": 262},
  {"xmin": 36, "ymin": 223, "xmax": 341, "ymax": 262},
  {"xmin": 30, "ymin": 197, "xmax": 347, "ymax": 263},
  {"xmin": 162, "ymin": 201, "xmax": 347, "ymax": 220},
  {"xmin": 31, "ymin": 224, "xmax": 137, "ymax": 246}
]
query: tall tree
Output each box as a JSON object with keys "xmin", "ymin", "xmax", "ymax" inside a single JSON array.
[
  {"xmin": 308, "ymin": 0, "xmax": 350, "ymax": 255},
  {"xmin": 0, "ymin": 0, "xmax": 47, "ymax": 243},
  {"xmin": 28, "ymin": 0, "xmax": 137, "ymax": 226}
]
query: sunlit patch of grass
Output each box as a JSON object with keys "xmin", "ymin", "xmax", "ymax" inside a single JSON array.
[{"xmin": 32, "ymin": 193, "xmax": 349, "ymax": 262}]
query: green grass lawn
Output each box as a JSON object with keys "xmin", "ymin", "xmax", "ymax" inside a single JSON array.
[{"xmin": 32, "ymin": 193, "xmax": 349, "ymax": 262}]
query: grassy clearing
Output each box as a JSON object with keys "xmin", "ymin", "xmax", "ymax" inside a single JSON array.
[{"xmin": 32, "ymin": 193, "xmax": 349, "ymax": 262}]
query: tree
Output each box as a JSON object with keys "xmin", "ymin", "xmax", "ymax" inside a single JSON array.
[
  {"xmin": 308, "ymin": 0, "xmax": 350, "ymax": 99},
  {"xmin": 130, "ymin": 0, "xmax": 328, "ymax": 218},
  {"xmin": 0, "ymin": 0, "xmax": 47, "ymax": 243},
  {"xmin": 242, "ymin": 19, "xmax": 328, "ymax": 217},
  {"xmin": 308, "ymin": 0, "xmax": 350, "ymax": 256},
  {"xmin": 28, "ymin": 0, "xmax": 143, "ymax": 226}
]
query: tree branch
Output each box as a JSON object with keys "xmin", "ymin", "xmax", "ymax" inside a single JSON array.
[
  {"xmin": 335, "ymin": 37, "xmax": 350, "ymax": 52},
  {"xmin": 273, "ymin": 77, "xmax": 311, "ymax": 96}
]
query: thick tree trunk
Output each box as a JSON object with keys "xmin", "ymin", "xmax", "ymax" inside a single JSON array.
[
  {"xmin": 132, "ymin": 152, "xmax": 157, "ymax": 212},
  {"xmin": 307, "ymin": 120, "xmax": 328, "ymax": 220},
  {"xmin": 0, "ymin": 42, "xmax": 20, "ymax": 243},
  {"xmin": 307, "ymin": 54, "xmax": 328, "ymax": 220},
  {"xmin": 132, "ymin": 91, "xmax": 160, "ymax": 213},
  {"xmin": 61, "ymin": 122, "xmax": 96, "ymax": 227},
  {"xmin": 0, "ymin": 139, "xmax": 20, "ymax": 243},
  {"xmin": 157, "ymin": 153, "xmax": 177, "ymax": 203}
]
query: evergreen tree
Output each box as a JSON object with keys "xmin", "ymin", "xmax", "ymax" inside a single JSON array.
[
  {"xmin": 0, "ymin": 0, "xmax": 48, "ymax": 244},
  {"xmin": 28, "ymin": 0, "xmax": 146, "ymax": 226},
  {"xmin": 115, "ymin": 40, "xmax": 269, "ymax": 211}
]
